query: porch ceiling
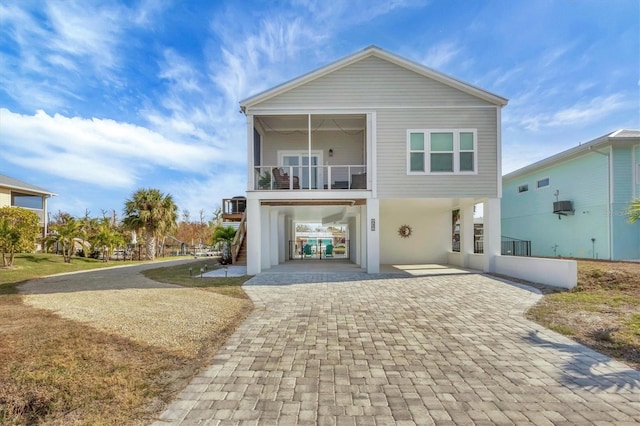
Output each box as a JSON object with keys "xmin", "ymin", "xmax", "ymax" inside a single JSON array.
[
  {"xmin": 264, "ymin": 204, "xmax": 360, "ymax": 223},
  {"xmin": 257, "ymin": 114, "xmax": 365, "ymax": 132}
]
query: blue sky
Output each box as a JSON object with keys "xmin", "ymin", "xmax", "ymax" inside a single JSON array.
[{"xmin": 1, "ymin": 0, "xmax": 638, "ymax": 219}]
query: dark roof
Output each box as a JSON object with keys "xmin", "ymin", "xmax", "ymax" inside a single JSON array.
[{"xmin": 0, "ymin": 173, "xmax": 56, "ymax": 196}]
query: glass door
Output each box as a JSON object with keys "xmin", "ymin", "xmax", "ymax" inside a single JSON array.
[{"xmin": 279, "ymin": 151, "xmax": 323, "ymax": 189}]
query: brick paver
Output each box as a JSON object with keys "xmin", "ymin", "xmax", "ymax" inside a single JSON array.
[{"xmin": 155, "ymin": 271, "xmax": 640, "ymax": 425}]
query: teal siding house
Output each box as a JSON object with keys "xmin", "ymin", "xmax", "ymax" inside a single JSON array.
[{"xmin": 502, "ymin": 130, "xmax": 640, "ymax": 261}]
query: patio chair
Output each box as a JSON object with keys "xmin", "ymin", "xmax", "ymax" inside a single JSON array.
[
  {"xmin": 324, "ymin": 244, "xmax": 334, "ymax": 257},
  {"xmin": 272, "ymin": 168, "xmax": 300, "ymax": 189},
  {"xmin": 303, "ymin": 244, "xmax": 313, "ymax": 258}
]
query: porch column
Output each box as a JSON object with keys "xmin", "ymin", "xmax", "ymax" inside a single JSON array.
[
  {"xmin": 246, "ymin": 114, "xmax": 254, "ymax": 191},
  {"xmin": 359, "ymin": 205, "xmax": 367, "ymax": 269},
  {"xmin": 366, "ymin": 198, "xmax": 380, "ymax": 273},
  {"xmin": 261, "ymin": 205, "xmax": 271, "ymax": 271},
  {"xmin": 246, "ymin": 198, "xmax": 261, "ymax": 275},
  {"xmin": 483, "ymin": 198, "xmax": 501, "ymax": 272},
  {"xmin": 270, "ymin": 209, "xmax": 279, "ymax": 267},
  {"xmin": 278, "ymin": 214, "xmax": 286, "ymax": 263},
  {"xmin": 460, "ymin": 202, "xmax": 474, "ymax": 268}
]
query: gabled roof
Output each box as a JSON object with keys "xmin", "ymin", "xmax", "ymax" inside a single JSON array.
[
  {"xmin": 0, "ymin": 173, "xmax": 56, "ymax": 196},
  {"xmin": 504, "ymin": 129, "xmax": 640, "ymax": 180},
  {"xmin": 240, "ymin": 45, "xmax": 508, "ymax": 110}
]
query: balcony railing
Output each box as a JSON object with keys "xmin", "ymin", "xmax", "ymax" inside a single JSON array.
[{"xmin": 254, "ymin": 165, "xmax": 367, "ymax": 190}]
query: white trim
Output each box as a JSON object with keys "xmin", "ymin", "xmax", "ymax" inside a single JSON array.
[
  {"xmin": 370, "ymin": 112, "xmax": 377, "ymax": 199},
  {"xmin": 406, "ymin": 129, "xmax": 478, "ymax": 175},
  {"xmin": 496, "ymin": 107, "xmax": 502, "ymax": 198},
  {"xmin": 246, "ymin": 105, "xmax": 498, "ymax": 115},
  {"xmin": 247, "ymin": 115, "xmax": 254, "ymax": 191},
  {"xmin": 240, "ymin": 46, "xmax": 508, "ymax": 109}
]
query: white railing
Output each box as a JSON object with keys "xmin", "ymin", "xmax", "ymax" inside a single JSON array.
[{"xmin": 254, "ymin": 165, "xmax": 367, "ymax": 190}]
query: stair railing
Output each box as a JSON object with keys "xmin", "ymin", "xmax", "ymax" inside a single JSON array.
[{"xmin": 231, "ymin": 212, "xmax": 247, "ymax": 264}]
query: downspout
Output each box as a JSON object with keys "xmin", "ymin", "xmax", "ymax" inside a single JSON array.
[{"xmin": 589, "ymin": 145, "xmax": 612, "ymax": 260}]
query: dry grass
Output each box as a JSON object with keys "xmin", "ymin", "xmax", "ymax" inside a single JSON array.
[
  {"xmin": 0, "ymin": 258, "xmax": 252, "ymax": 425},
  {"xmin": 527, "ymin": 260, "xmax": 640, "ymax": 370}
]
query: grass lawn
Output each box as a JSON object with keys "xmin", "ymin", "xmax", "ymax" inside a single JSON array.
[
  {"xmin": 0, "ymin": 253, "xmax": 144, "ymax": 286},
  {"xmin": 0, "ymin": 253, "xmax": 251, "ymax": 425},
  {"xmin": 142, "ymin": 260, "xmax": 249, "ymax": 299},
  {"xmin": 527, "ymin": 260, "xmax": 640, "ymax": 370}
]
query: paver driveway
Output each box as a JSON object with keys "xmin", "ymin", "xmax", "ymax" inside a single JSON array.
[{"xmin": 156, "ymin": 271, "xmax": 640, "ymax": 425}]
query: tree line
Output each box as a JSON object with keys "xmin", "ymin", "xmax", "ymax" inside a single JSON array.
[{"xmin": 0, "ymin": 188, "xmax": 238, "ymax": 267}]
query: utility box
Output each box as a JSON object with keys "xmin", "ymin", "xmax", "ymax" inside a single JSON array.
[{"xmin": 553, "ymin": 200, "xmax": 574, "ymax": 215}]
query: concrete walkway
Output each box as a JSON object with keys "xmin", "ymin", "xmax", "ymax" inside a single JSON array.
[{"xmin": 156, "ymin": 270, "xmax": 640, "ymax": 425}]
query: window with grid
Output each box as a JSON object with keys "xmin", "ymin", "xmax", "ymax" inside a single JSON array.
[{"xmin": 407, "ymin": 130, "xmax": 477, "ymax": 174}]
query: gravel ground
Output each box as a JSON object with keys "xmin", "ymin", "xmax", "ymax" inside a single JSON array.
[{"xmin": 19, "ymin": 259, "xmax": 251, "ymax": 357}]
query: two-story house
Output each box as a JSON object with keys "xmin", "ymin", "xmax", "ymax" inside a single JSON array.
[
  {"xmin": 239, "ymin": 46, "xmax": 510, "ymax": 275},
  {"xmin": 0, "ymin": 173, "xmax": 56, "ymax": 247},
  {"xmin": 502, "ymin": 130, "xmax": 640, "ymax": 261}
]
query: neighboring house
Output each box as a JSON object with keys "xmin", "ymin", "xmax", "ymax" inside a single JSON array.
[
  {"xmin": 0, "ymin": 173, "xmax": 56, "ymax": 246},
  {"xmin": 239, "ymin": 46, "xmax": 509, "ymax": 275},
  {"xmin": 502, "ymin": 130, "xmax": 640, "ymax": 261}
]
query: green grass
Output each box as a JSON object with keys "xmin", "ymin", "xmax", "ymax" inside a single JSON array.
[
  {"xmin": 0, "ymin": 254, "xmax": 251, "ymax": 424},
  {"xmin": 0, "ymin": 253, "xmax": 144, "ymax": 286},
  {"xmin": 142, "ymin": 260, "xmax": 251, "ymax": 299}
]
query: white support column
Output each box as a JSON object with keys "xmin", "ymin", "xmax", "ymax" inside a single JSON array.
[
  {"xmin": 246, "ymin": 115, "xmax": 254, "ymax": 191},
  {"xmin": 460, "ymin": 202, "xmax": 474, "ymax": 268},
  {"xmin": 246, "ymin": 198, "xmax": 261, "ymax": 275},
  {"xmin": 348, "ymin": 217, "xmax": 357, "ymax": 264},
  {"xmin": 279, "ymin": 214, "xmax": 286, "ymax": 263},
  {"xmin": 270, "ymin": 209, "xmax": 279, "ymax": 266},
  {"xmin": 359, "ymin": 205, "xmax": 367, "ymax": 269},
  {"xmin": 483, "ymin": 198, "xmax": 501, "ymax": 272},
  {"xmin": 366, "ymin": 198, "xmax": 380, "ymax": 273},
  {"xmin": 261, "ymin": 205, "xmax": 271, "ymax": 270}
]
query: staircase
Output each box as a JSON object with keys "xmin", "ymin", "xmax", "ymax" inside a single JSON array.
[
  {"xmin": 231, "ymin": 212, "xmax": 247, "ymax": 265},
  {"xmin": 234, "ymin": 238, "xmax": 247, "ymax": 265}
]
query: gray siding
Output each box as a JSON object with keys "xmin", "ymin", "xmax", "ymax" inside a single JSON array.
[
  {"xmin": 253, "ymin": 56, "xmax": 494, "ymax": 110},
  {"xmin": 376, "ymin": 108, "xmax": 498, "ymax": 198}
]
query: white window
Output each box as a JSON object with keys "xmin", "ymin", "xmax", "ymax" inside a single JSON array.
[
  {"xmin": 518, "ymin": 184, "xmax": 529, "ymax": 193},
  {"xmin": 407, "ymin": 129, "xmax": 477, "ymax": 174},
  {"xmin": 537, "ymin": 177, "xmax": 550, "ymax": 188}
]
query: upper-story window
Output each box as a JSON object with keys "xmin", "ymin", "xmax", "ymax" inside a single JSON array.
[
  {"xmin": 11, "ymin": 192, "xmax": 44, "ymax": 209},
  {"xmin": 537, "ymin": 177, "xmax": 550, "ymax": 189},
  {"xmin": 407, "ymin": 129, "xmax": 477, "ymax": 174},
  {"xmin": 518, "ymin": 184, "xmax": 529, "ymax": 193}
]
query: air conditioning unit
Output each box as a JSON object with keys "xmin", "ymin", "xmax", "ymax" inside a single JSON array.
[{"xmin": 553, "ymin": 200, "xmax": 574, "ymax": 216}]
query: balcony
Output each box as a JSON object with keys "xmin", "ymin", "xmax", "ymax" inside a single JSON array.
[
  {"xmin": 222, "ymin": 197, "xmax": 246, "ymax": 221},
  {"xmin": 254, "ymin": 165, "xmax": 368, "ymax": 191}
]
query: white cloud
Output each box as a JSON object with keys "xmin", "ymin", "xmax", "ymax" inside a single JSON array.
[
  {"xmin": 0, "ymin": 108, "xmax": 223, "ymax": 188},
  {"xmin": 514, "ymin": 93, "xmax": 630, "ymax": 131},
  {"xmin": 421, "ymin": 41, "xmax": 461, "ymax": 69}
]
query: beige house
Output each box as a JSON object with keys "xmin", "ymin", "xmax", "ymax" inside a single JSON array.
[
  {"xmin": 239, "ymin": 46, "xmax": 509, "ymax": 275},
  {"xmin": 0, "ymin": 173, "xmax": 56, "ymax": 243}
]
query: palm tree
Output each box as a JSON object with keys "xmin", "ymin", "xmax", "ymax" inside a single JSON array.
[
  {"xmin": 90, "ymin": 218, "xmax": 125, "ymax": 262},
  {"xmin": 212, "ymin": 226, "xmax": 237, "ymax": 265},
  {"xmin": 49, "ymin": 217, "xmax": 81, "ymax": 263},
  {"xmin": 123, "ymin": 188, "xmax": 178, "ymax": 260},
  {"xmin": 628, "ymin": 198, "xmax": 640, "ymax": 224}
]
